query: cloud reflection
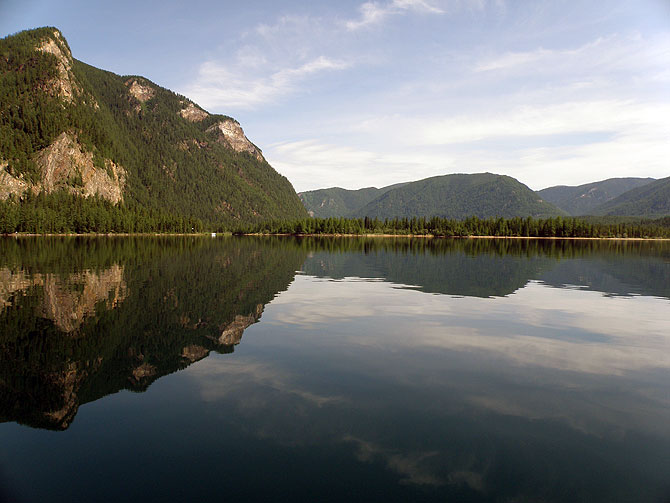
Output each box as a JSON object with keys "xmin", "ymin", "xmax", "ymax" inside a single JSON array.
[
  {"xmin": 270, "ymin": 276, "xmax": 670, "ymax": 376},
  {"xmin": 186, "ymin": 358, "xmax": 344, "ymax": 408}
]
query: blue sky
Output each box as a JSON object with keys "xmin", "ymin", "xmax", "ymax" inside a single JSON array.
[{"xmin": 2, "ymin": 0, "xmax": 669, "ymax": 192}]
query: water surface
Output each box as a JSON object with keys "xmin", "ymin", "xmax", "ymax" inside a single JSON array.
[{"xmin": 1, "ymin": 237, "xmax": 669, "ymax": 502}]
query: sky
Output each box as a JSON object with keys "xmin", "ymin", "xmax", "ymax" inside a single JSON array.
[{"xmin": 1, "ymin": 0, "xmax": 669, "ymax": 192}]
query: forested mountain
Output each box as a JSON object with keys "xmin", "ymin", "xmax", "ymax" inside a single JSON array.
[
  {"xmin": 593, "ymin": 176, "xmax": 670, "ymax": 217},
  {"xmin": 299, "ymin": 183, "xmax": 406, "ymax": 218},
  {"xmin": 0, "ymin": 27, "xmax": 306, "ymax": 228},
  {"xmin": 538, "ymin": 178, "xmax": 655, "ymax": 215},
  {"xmin": 300, "ymin": 173, "xmax": 565, "ymax": 220},
  {"xmin": 351, "ymin": 173, "xmax": 566, "ymax": 219}
]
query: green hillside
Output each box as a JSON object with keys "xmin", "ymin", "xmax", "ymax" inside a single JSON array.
[
  {"xmin": 298, "ymin": 183, "xmax": 406, "ymax": 218},
  {"xmin": 538, "ymin": 178, "xmax": 655, "ymax": 215},
  {"xmin": 0, "ymin": 27, "xmax": 307, "ymax": 228},
  {"xmin": 353, "ymin": 173, "xmax": 566, "ymax": 219},
  {"xmin": 593, "ymin": 176, "xmax": 670, "ymax": 217}
]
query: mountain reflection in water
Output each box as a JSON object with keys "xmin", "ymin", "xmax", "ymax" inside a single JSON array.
[
  {"xmin": 0, "ymin": 236, "xmax": 669, "ymax": 503},
  {"xmin": 0, "ymin": 236, "xmax": 306, "ymax": 430}
]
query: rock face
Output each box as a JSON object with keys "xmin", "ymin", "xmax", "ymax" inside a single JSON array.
[
  {"xmin": 206, "ymin": 119, "xmax": 265, "ymax": 162},
  {"xmin": 36, "ymin": 29, "xmax": 80, "ymax": 103},
  {"xmin": 0, "ymin": 132, "xmax": 126, "ymax": 204},
  {"xmin": 35, "ymin": 29, "xmax": 98, "ymax": 109},
  {"xmin": 0, "ymin": 162, "xmax": 29, "ymax": 201},
  {"xmin": 126, "ymin": 78, "xmax": 155, "ymax": 102},
  {"xmin": 37, "ymin": 132, "xmax": 126, "ymax": 203},
  {"xmin": 180, "ymin": 102, "xmax": 209, "ymax": 122}
]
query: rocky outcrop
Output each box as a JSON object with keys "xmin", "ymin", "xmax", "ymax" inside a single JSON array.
[
  {"xmin": 0, "ymin": 132, "xmax": 127, "ymax": 204},
  {"xmin": 38, "ymin": 132, "xmax": 126, "ymax": 203},
  {"xmin": 206, "ymin": 119, "xmax": 265, "ymax": 162},
  {"xmin": 34, "ymin": 29, "xmax": 98, "ymax": 109},
  {"xmin": 0, "ymin": 162, "xmax": 29, "ymax": 201},
  {"xmin": 126, "ymin": 78, "xmax": 155, "ymax": 103},
  {"xmin": 180, "ymin": 102, "xmax": 209, "ymax": 122},
  {"xmin": 36, "ymin": 29, "xmax": 80, "ymax": 103}
]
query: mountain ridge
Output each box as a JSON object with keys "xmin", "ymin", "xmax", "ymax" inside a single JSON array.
[
  {"xmin": 301, "ymin": 173, "xmax": 566, "ymax": 219},
  {"xmin": 538, "ymin": 177, "xmax": 656, "ymax": 216},
  {"xmin": 593, "ymin": 176, "xmax": 670, "ymax": 217},
  {"xmin": 298, "ymin": 182, "xmax": 408, "ymax": 218},
  {"xmin": 0, "ymin": 27, "xmax": 307, "ymax": 227}
]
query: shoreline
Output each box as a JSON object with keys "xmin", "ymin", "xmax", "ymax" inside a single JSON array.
[
  {"xmin": 1, "ymin": 232, "xmax": 231, "ymax": 237},
  {"xmin": 243, "ymin": 233, "xmax": 670, "ymax": 241},
  {"xmin": 2, "ymin": 232, "xmax": 669, "ymax": 241}
]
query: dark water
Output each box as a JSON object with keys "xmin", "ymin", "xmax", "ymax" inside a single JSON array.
[{"xmin": 1, "ymin": 236, "xmax": 669, "ymax": 502}]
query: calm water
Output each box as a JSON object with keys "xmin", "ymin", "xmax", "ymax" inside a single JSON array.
[{"xmin": 1, "ymin": 236, "xmax": 669, "ymax": 502}]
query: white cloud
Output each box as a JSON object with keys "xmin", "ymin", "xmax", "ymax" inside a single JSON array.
[
  {"xmin": 416, "ymin": 100, "xmax": 670, "ymax": 144},
  {"xmin": 269, "ymin": 97, "xmax": 670, "ymax": 191},
  {"xmin": 474, "ymin": 33, "xmax": 670, "ymax": 76},
  {"xmin": 178, "ymin": 4, "xmax": 669, "ymax": 189},
  {"xmin": 180, "ymin": 13, "xmax": 355, "ymax": 110},
  {"xmin": 345, "ymin": 0, "xmax": 445, "ymax": 30},
  {"xmin": 183, "ymin": 55, "xmax": 350, "ymax": 110},
  {"xmin": 266, "ymin": 139, "xmax": 456, "ymax": 191}
]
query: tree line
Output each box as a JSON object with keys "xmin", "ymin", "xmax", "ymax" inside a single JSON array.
[
  {"xmin": 1, "ymin": 191, "xmax": 669, "ymax": 237},
  {"xmin": 236, "ymin": 215, "xmax": 670, "ymax": 239},
  {"xmin": 0, "ymin": 192, "xmax": 204, "ymax": 234}
]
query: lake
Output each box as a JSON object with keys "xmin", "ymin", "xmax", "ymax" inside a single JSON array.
[{"xmin": 1, "ymin": 236, "xmax": 669, "ymax": 502}]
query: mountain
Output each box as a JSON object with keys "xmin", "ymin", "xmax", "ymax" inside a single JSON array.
[
  {"xmin": 298, "ymin": 183, "xmax": 406, "ymax": 218},
  {"xmin": 592, "ymin": 176, "xmax": 670, "ymax": 217},
  {"xmin": 538, "ymin": 178, "xmax": 656, "ymax": 215},
  {"xmin": 0, "ymin": 27, "xmax": 307, "ymax": 227},
  {"xmin": 350, "ymin": 173, "xmax": 566, "ymax": 219}
]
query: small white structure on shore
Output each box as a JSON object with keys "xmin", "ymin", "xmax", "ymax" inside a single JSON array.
[{"xmin": 211, "ymin": 232, "xmax": 216, "ymax": 237}]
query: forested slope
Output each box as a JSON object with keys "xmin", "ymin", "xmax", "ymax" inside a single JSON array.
[
  {"xmin": 354, "ymin": 173, "xmax": 566, "ymax": 219},
  {"xmin": 299, "ymin": 183, "xmax": 407, "ymax": 218},
  {"xmin": 538, "ymin": 178, "xmax": 655, "ymax": 215},
  {"xmin": 593, "ymin": 176, "xmax": 670, "ymax": 217},
  {"xmin": 0, "ymin": 27, "xmax": 306, "ymax": 229}
]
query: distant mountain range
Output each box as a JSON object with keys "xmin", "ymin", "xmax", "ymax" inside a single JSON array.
[
  {"xmin": 538, "ymin": 178, "xmax": 656, "ymax": 216},
  {"xmin": 591, "ymin": 176, "xmax": 670, "ymax": 217},
  {"xmin": 301, "ymin": 173, "xmax": 566, "ymax": 220},
  {"xmin": 298, "ymin": 183, "xmax": 407, "ymax": 218},
  {"xmin": 0, "ymin": 27, "xmax": 306, "ymax": 226},
  {"xmin": 301, "ymin": 174, "xmax": 670, "ymax": 220}
]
